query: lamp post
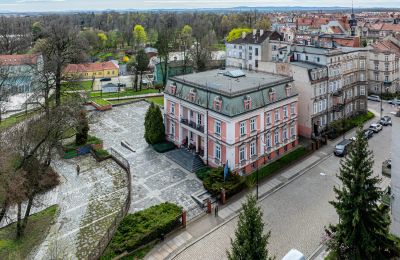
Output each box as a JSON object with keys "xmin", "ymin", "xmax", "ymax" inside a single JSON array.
[
  {"xmin": 380, "ymin": 82, "xmax": 383, "ymax": 119},
  {"xmin": 342, "ymin": 92, "xmax": 346, "ymax": 140}
]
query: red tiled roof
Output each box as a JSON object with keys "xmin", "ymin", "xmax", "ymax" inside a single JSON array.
[
  {"xmin": 372, "ymin": 40, "xmax": 400, "ymax": 54},
  {"xmin": 64, "ymin": 61, "xmax": 119, "ymax": 73},
  {"xmin": 381, "ymin": 23, "xmax": 400, "ymax": 32},
  {"xmin": 0, "ymin": 54, "xmax": 39, "ymax": 66},
  {"xmin": 331, "ymin": 26, "xmax": 344, "ymax": 34}
]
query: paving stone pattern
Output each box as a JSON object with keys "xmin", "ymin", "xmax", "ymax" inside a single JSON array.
[{"xmin": 89, "ymin": 102, "xmax": 207, "ymax": 220}]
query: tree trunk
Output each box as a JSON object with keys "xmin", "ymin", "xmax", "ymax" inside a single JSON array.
[
  {"xmin": 16, "ymin": 202, "xmax": 22, "ymax": 238},
  {"xmin": 134, "ymin": 72, "xmax": 138, "ymax": 92},
  {"xmin": 139, "ymin": 71, "xmax": 143, "ymax": 91},
  {"xmin": 22, "ymin": 196, "xmax": 34, "ymax": 232},
  {"xmin": 55, "ymin": 65, "xmax": 62, "ymax": 107},
  {"xmin": 0, "ymin": 201, "xmax": 7, "ymax": 223}
]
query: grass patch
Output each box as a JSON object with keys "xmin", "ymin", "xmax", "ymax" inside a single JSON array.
[
  {"xmin": 152, "ymin": 141, "xmax": 175, "ymax": 153},
  {"xmin": 93, "ymin": 148, "xmax": 110, "ymax": 160},
  {"xmin": 0, "ymin": 111, "xmax": 37, "ymax": 131},
  {"xmin": 102, "ymin": 202, "xmax": 182, "ymax": 259},
  {"xmin": 92, "ymin": 98, "xmax": 112, "ymax": 106},
  {"xmin": 61, "ymin": 80, "xmax": 93, "ymax": 92},
  {"xmin": 108, "ymin": 98, "xmax": 139, "ymax": 105},
  {"xmin": 324, "ymin": 251, "xmax": 337, "ymax": 260},
  {"xmin": 247, "ymin": 146, "xmax": 310, "ymax": 184},
  {"xmin": 63, "ymin": 135, "xmax": 103, "ymax": 151},
  {"xmin": 0, "ymin": 205, "xmax": 58, "ymax": 260},
  {"xmin": 90, "ymin": 89, "xmax": 158, "ymax": 99},
  {"xmin": 327, "ymin": 111, "xmax": 375, "ymax": 140},
  {"xmin": 146, "ymin": 96, "xmax": 164, "ymax": 106}
]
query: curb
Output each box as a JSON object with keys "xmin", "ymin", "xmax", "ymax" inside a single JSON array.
[{"xmin": 168, "ymin": 151, "xmax": 334, "ymax": 260}]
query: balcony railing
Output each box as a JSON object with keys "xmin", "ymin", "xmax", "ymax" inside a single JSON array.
[{"xmin": 180, "ymin": 118, "xmax": 204, "ymax": 133}]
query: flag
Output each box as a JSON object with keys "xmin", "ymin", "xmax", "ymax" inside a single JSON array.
[{"xmin": 223, "ymin": 160, "xmax": 229, "ymax": 182}]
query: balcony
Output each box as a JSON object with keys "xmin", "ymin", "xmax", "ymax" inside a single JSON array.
[
  {"xmin": 332, "ymin": 104, "xmax": 344, "ymax": 112},
  {"xmin": 180, "ymin": 118, "xmax": 204, "ymax": 133}
]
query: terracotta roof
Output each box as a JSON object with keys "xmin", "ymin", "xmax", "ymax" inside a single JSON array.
[
  {"xmin": 371, "ymin": 40, "xmax": 400, "ymax": 54},
  {"xmin": 64, "ymin": 61, "xmax": 119, "ymax": 73},
  {"xmin": 297, "ymin": 18, "xmax": 329, "ymax": 28},
  {"xmin": 0, "ymin": 54, "xmax": 40, "ymax": 66},
  {"xmin": 331, "ymin": 26, "xmax": 344, "ymax": 34},
  {"xmin": 382, "ymin": 23, "xmax": 400, "ymax": 32}
]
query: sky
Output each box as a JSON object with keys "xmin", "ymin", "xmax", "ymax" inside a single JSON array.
[{"xmin": 0, "ymin": 0, "xmax": 398, "ymax": 12}]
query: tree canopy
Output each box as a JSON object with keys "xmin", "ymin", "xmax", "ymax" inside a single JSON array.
[
  {"xmin": 133, "ymin": 24, "xmax": 148, "ymax": 47},
  {"xmin": 144, "ymin": 102, "xmax": 165, "ymax": 145},
  {"xmin": 226, "ymin": 28, "xmax": 252, "ymax": 42}
]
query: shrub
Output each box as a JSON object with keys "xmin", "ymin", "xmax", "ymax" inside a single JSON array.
[
  {"xmin": 75, "ymin": 111, "xmax": 89, "ymax": 146},
  {"xmin": 102, "ymin": 202, "xmax": 182, "ymax": 259},
  {"xmin": 327, "ymin": 111, "xmax": 374, "ymax": 139},
  {"xmin": 93, "ymin": 148, "xmax": 110, "ymax": 160},
  {"xmin": 152, "ymin": 141, "xmax": 175, "ymax": 153},
  {"xmin": 196, "ymin": 167, "xmax": 212, "ymax": 181},
  {"xmin": 202, "ymin": 167, "xmax": 246, "ymax": 198}
]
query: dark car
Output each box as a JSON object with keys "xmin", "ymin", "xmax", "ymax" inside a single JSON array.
[
  {"xmin": 380, "ymin": 116, "xmax": 392, "ymax": 126},
  {"xmin": 334, "ymin": 139, "xmax": 353, "ymax": 156},
  {"xmin": 362, "ymin": 129, "xmax": 374, "ymax": 139},
  {"xmin": 100, "ymin": 77, "xmax": 112, "ymax": 82}
]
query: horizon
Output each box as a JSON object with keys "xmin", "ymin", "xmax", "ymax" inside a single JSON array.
[{"xmin": 0, "ymin": 0, "xmax": 398, "ymax": 13}]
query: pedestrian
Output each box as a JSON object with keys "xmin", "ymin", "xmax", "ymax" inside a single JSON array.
[
  {"xmin": 214, "ymin": 204, "xmax": 219, "ymax": 217},
  {"xmin": 76, "ymin": 164, "xmax": 80, "ymax": 176}
]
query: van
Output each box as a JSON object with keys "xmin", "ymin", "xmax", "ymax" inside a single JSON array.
[{"xmin": 334, "ymin": 139, "xmax": 353, "ymax": 156}]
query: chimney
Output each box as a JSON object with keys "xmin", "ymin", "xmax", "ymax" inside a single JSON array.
[
  {"xmin": 260, "ymin": 29, "xmax": 264, "ymax": 36},
  {"xmin": 253, "ymin": 29, "xmax": 257, "ymax": 36},
  {"xmin": 242, "ymin": 32, "xmax": 247, "ymax": 39}
]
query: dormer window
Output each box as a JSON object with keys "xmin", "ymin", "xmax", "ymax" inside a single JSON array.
[
  {"xmin": 188, "ymin": 88, "xmax": 197, "ymax": 102},
  {"xmin": 268, "ymin": 88, "xmax": 276, "ymax": 102},
  {"xmin": 170, "ymin": 84, "xmax": 177, "ymax": 95},
  {"xmin": 285, "ymin": 84, "xmax": 292, "ymax": 97},
  {"xmin": 213, "ymin": 96, "xmax": 223, "ymax": 111},
  {"xmin": 244, "ymin": 95, "xmax": 252, "ymax": 110}
]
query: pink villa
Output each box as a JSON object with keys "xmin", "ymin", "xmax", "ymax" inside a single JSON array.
[{"xmin": 163, "ymin": 68, "xmax": 299, "ymax": 175}]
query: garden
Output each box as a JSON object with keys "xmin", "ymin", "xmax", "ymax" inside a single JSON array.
[
  {"xmin": 101, "ymin": 202, "xmax": 182, "ymax": 259},
  {"xmin": 326, "ymin": 111, "xmax": 375, "ymax": 139},
  {"xmin": 196, "ymin": 146, "xmax": 310, "ymax": 199}
]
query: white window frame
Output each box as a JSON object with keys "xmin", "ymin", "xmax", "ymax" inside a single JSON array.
[
  {"xmin": 170, "ymin": 102, "xmax": 175, "ymax": 114},
  {"xmin": 215, "ymin": 120, "xmax": 221, "ymax": 135},
  {"xmin": 197, "ymin": 113, "xmax": 202, "ymax": 126},
  {"xmin": 266, "ymin": 112, "xmax": 271, "ymax": 125},
  {"xmin": 283, "ymin": 106, "xmax": 288, "ymax": 118},
  {"xmin": 239, "ymin": 146, "xmax": 246, "ymax": 162},
  {"xmin": 240, "ymin": 121, "xmax": 246, "ymax": 136},
  {"xmin": 170, "ymin": 122, "xmax": 175, "ymax": 136},
  {"xmin": 250, "ymin": 142, "xmax": 256, "ymax": 157},
  {"xmin": 274, "ymin": 109, "xmax": 280, "ymax": 122},
  {"xmin": 290, "ymin": 103, "xmax": 295, "ymax": 115},
  {"xmin": 274, "ymin": 130, "xmax": 280, "ymax": 145},
  {"xmin": 266, "ymin": 133, "xmax": 271, "ymax": 148},
  {"xmin": 250, "ymin": 118, "xmax": 256, "ymax": 132},
  {"xmin": 360, "ymin": 86, "xmax": 365, "ymax": 95},
  {"xmin": 290, "ymin": 125, "xmax": 296, "ymax": 137},
  {"xmin": 215, "ymin": 144, "xmax": 221, "ymax": 161}
]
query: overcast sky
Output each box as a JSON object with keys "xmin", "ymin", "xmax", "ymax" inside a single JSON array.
[{"xmin": 0, "ymin": 0, "xmax": 397, "ymax": 12}]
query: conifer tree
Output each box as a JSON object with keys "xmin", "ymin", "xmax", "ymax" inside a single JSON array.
[
  {"xmin": 144, "ymin": 102, "xmax": 165, "ymax": 145},
  {"xmin": 227, "ymin": 194, "xmax": 274, "ymax": 260},
  {"xmin": 327, "ymin": 128, "xmax": 396, "ymax": 259}
]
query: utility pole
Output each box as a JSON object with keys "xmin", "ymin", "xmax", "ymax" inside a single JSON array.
[{"xmin": 380, "ymin": 82, "xmax": 383, "ymax": 119}]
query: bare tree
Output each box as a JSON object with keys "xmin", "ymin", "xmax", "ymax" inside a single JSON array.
[
  {"xmin": 33, "ymin": 16, "xmax": 88, "ymax": 107},
  {"xmin": 0, "ymin": 60, "xmax": 10, "ymax": 123},
  {"xmin": 0, "ymin": 16, "xmax": 32, "ymax": 54}
]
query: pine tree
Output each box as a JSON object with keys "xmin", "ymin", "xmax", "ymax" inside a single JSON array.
[
  {"xmin": 227, "ymin": 194, "xmax": 274, "ymax": 260},
  {"xmin": 327, "ymin": 128, "xmax": 396, "ymax": 259},
  {"xmin": 144, "ymin": 102, "xmax": 165, "ymax": 145}
]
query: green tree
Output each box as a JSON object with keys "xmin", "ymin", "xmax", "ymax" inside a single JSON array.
[
  {"xmin": 135, "ymin": 49, "xmax": 149, "ymax": 91},
  {"xmin": 227, "ymin": 194, "xmax": 274, "ymax": 260},
  {"xmin": 180, "ymin": 25, "xmax": 193, "ymax": 74},
  {"xmin": 133, "ymin": 24, "xmax": 148, "ymax": 48},
  {"xmin": 226, "ymin": 28, "xmax": 252, "ymax": 42},
  {"xmin": 144, "ymin": 102, "xmax": 165, "ymax": 145},
  {"xmin": 75, "ymin": 110, "xmax": 89, "ymax": 146},
  {"xmin": 256, "ymin": 17, "xmax": 271, "ymax": 31},
  {"xmin": 326, "ymin": 129, "xmax": 397, "ymax": 259}
]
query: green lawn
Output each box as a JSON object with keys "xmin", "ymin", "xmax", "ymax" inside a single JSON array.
[
  {"xmin": 92, "ymin": 98, "xmax": 112, "ymax": 106},
  {"xmin": 61, "ymin": 80, "xmax": 93, "ymax": 92},
  {"xmin": 0, "ymin": 112, "xmax": 35, "ymax": 131},
  {"xmin": 146, "ymin": 96, "xmax": 164, "ymax": 106},
  {"xmin": 0, "ymin": 205, "xmax": 58, "ymax": 260},
  {"xmin": 89, "ymin": 88, "xmax": 158, "ymax": 99}
]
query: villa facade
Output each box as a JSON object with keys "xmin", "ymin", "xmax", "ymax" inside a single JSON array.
[{"xmin": 163, "ymin": 68, "xmax": 299, "ymax": 175}]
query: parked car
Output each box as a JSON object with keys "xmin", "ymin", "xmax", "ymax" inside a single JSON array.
[
  {"xmin": 369, "ymin": 123, "xmax": 383, "ymax": 133},
  {"xmin": 282, "ymin": 249, "xmax": 306, "ymax": 260},
  {"xmin": 100, "ymin": 77, "xmax": 112, "ymax": 82},
  {"xmin": 367, "ymin": 95, "xmax": 381, "ymax": 102},
  {"xmin": 334, "ymin": 139, "xmax": 353, "ymax": 157},
  {"xmin": 380, "ymin": 116, "xmax": 392, "ymax": 126},
  {"xmin": 388, "ymin": 99, "xmax": 400, "ymax": 105},
  {"xmin": 362, "ymin": 129, "xmax": 374, "ymax": 139}
]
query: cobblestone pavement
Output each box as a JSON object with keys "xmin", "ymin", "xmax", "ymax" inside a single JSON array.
[
  {"xmin": 27, "ymin": 155, "xmax": 128, "ymax": 259},
  {"xmin": 89, "ymin": 101, "xmax": 206, "ymax": 220},
  {"xmin": 169, "ymin": 107, "xmax": 392, "ymax": 260}
]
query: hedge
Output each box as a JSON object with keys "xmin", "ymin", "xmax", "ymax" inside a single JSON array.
[
  {"xmin": 152, "ymin": 141, "xmax": 175, "ymax": 153},
  {"xmin": 101, "ymin": 202, "xmax": 182, "ymax": 259},
  {"xmin": 63, "ymin": 135, "xmax": 102, "ymax": 151},
  {"xmin": 93, "ymin": 148, "xmax": 110, "ymax": 160},
  {"xmin": 327, "ymin": 111, "xmax": 374, "ymax": 139}
]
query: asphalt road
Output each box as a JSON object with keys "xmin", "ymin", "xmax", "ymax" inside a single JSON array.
[{"xmin": 172, "ymin": 101, "xmax": 393, "ymax": 260}]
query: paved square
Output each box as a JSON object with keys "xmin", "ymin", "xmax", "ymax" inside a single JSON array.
[{"xmin": 89, "ymin": 101, "xmax": 207, "ymax": 220}]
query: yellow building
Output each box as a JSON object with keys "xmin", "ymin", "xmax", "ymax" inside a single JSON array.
[{"xmin": 64, "ymin": 61, "xmax": 119, "ymax": 79}]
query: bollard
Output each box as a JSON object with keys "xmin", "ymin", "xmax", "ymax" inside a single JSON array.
[
  {"xmin": 181, "ymin": 211, "xmax": 187, "ymax": 228},
  {"xmin": 221, "ymin": 188, "xmax": 226, "ymax": 205},
  {"xmin": 207, "ymin": 199, "xmax": 212, "ymax": 214}
]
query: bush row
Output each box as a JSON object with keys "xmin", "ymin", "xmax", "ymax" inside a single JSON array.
[
  {"xmin": 327, "ymin": 111, "xmax": 374, "ymax": 140},
  {"xmin": 101, "ymin": 202, "xmax": 182, "ymax": 259}
]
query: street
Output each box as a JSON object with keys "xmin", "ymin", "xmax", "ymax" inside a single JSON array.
[{"xmin": 171, "ymin": 101, "xmax": 394, "ymax": 260}]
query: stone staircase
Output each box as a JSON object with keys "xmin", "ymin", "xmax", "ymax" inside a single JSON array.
[{"xmin": 165, "ymin": 149, "xmax": 206, "ymax": 173}]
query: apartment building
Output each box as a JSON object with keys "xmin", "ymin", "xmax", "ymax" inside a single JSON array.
[
  {"xmin": 164, "ymin": 68, "xmax": 298, "ymax": 175},
  {"xmin": 367, "ymin": 39, "xmax": 400, "ymax": 94},
  {"xmin": 290, "ymin": 45, "xmax": 368, "ymax": 127},
  {"xmin": 225, "ymin": 30, "xmax": 286, "ymax": 71}
]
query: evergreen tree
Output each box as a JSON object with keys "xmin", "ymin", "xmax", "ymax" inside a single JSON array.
[
  {"xmin": 227, "ymin": 194, "xmax": 274, "ymax": 260},
  {"xmin": 136, "ymin": 49, "xmax": 149, "ymax": 91},
  {"xmin": 144, "ymin": 102, "xmax": 165, "ymax": 145},
  {"xmin": 75, "ymin": 110, "xmax": 89, "ymax": 146},
  {"xmin": 327, "ymin": 128, "xmax": 396, "ymax": 259}
]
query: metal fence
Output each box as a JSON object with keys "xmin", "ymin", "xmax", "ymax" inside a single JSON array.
[{"xmin": 88, "ymin": 148, "xmax": 132, "ymax": 260}]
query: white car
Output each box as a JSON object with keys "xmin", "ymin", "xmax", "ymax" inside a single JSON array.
[{"xmin": 369, "ymin": 123, "xmax": 383, "ymax": 133}]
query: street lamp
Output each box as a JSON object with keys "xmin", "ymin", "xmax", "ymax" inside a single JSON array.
[{"xmin": 342, "ymin": 92, "xmax": 346, "ymax": 141}]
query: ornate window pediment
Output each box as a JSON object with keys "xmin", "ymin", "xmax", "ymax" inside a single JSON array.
[{"xmin": 188, "ymin": 88, "xmax": 197, "ymax": 102}]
